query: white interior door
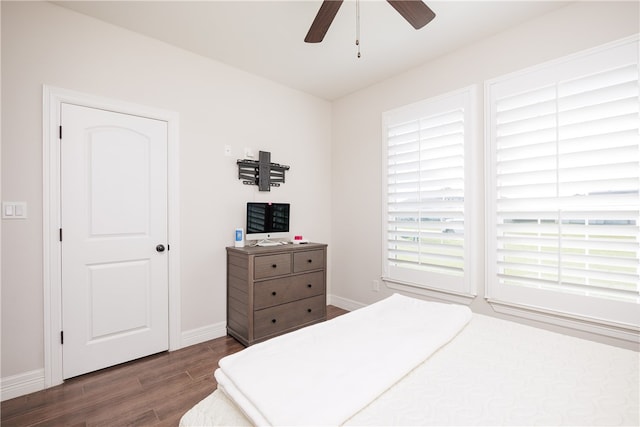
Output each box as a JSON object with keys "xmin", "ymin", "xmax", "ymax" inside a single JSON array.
[{"xmin": 61, "ymin": 103, "xmax": 169, "ymax": 379}]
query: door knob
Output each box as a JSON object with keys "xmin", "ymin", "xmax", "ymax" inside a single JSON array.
[{"xmin": 156, "ymin": 244, "xmax": 165, "ymax": 252}]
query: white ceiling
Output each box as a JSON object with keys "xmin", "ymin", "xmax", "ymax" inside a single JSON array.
[{"xmin": 53, "ymin": 0, "xmax": 571, "ymax": 100}]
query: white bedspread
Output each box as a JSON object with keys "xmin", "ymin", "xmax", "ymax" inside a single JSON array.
[
  {"xmin": 346, "ymin": 314, "xmax": 640, "ymax": 426},
  {"xmin": 214, "ymin": 294, "xmax": 472, "ymax": 426},
  {"xmin": 182, "ymin": 312, "xmax": 640, "ymax": 426}
]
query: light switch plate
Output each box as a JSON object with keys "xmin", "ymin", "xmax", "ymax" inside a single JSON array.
[{"xmin": 2, "ymin": 202, "xmax": 27, "ymax": 219}]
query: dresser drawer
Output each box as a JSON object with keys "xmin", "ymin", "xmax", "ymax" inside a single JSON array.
[
  {"xmin": 253, "ymin": 295, "xmax": 326, "ymax": 340},
  {"xmin": 254, "ymin": 271, "xmax": 325, "ymax": 310},
  {"xmin": 254, "ymin": 253, "xmax": 291, "ymax": 279},
  {"xmin": 293, "ymin": 249, "xmax": 325, "ymax": 273}
]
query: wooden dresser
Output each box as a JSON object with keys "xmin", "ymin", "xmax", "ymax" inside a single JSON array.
[{"xmin": 226, "ymin": 243, "xmax": 327, "ymax": 346}]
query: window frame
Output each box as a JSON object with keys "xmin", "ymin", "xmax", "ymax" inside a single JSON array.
[
  {"xmin": 381, "ymin": 86, "xmax": 478, "ymax": 299},
  {"xmin": 485, "ymin": 35, "xmax": 640, "ymax": 332}
]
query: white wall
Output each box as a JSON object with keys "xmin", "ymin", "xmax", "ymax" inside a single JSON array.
[
  {"xmin": 1, "ymin": 0, "xmax": 331, "ymax": 385},
  {"xmin": 330, "ymin": 1, "xmax": 639, "ymax": 347}
]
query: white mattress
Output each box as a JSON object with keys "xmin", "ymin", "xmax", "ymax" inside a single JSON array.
[{"xmin": 180, "ymin": 314, "xmax": 640, "ymax": 426}]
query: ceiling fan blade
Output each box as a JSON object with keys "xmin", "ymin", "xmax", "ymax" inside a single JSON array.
[
  {"xmin": 305, "ymin": 0, "xmax": 344, "ymax": 43},
  {"xmin": 387, "ymin": 0, "xmax": 436, "ymax": 30}
]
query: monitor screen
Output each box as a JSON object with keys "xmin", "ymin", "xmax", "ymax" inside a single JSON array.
[{"xmin": 246, "ymin": 202, "xmax": 290, "ymax": 235}]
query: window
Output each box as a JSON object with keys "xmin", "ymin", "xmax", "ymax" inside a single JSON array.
[
  {"xmin": 486, "ymin": 36, "xmax": 639, "ymax": 327},
  {"xmin": 382, "ymin": 87, "xmax": 476, "ymax": 296}
]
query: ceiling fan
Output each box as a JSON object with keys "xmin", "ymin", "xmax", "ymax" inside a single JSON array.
[{"xmin": 304, "ymin": 0, "xmax": 436, "ymax": 43}]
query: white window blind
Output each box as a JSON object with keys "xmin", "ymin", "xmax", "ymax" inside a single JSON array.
[
  {"xmin": 487, "ymin": 36, "xmax": 639, "ymax": 327},
  {"xmin": 383, "ymin": 87, "xmax": 475, "ymax": 295}
]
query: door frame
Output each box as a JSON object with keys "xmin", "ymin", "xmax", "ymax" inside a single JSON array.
[{"xmin": 42, "ymin": 85, "xmax": 181, "ymax": 387}]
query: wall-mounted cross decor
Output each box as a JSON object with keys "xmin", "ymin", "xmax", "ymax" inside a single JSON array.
[{"xmin": 237, "ymin": 151, "xmax": 290, "ymax": 192}]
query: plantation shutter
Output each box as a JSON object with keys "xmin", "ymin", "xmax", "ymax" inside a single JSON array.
[
  {"xmin": 488, "ymin": 37, "xmax": 640, "ymax": 319},
  {"xmin": 383, "ymin": 88, "xmax": 474, "ymax": 294}
]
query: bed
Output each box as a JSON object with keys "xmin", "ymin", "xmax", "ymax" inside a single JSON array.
[{"xmin": 180, "ymin": 294, "xmax": 640, "ymax": 426}]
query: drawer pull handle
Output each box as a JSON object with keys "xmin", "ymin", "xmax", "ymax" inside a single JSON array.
[
  {"xmin": 307, "ymin": 308, "xmax": 312, "ymax": 313},
  {"xmin": 272, "ymin": 291, "xmax": 277, "ymax": 296},
  {"xmin": 272, "ymin": 264, "xmax": 277, "ymax": 268},
  {"xmin": 307, "ymin": 284, "xmax": 312, "ymax": 288},
  {"xmin": 307, "ymin": 259, "xmax": 312, "ymax": 263},
  {"xmin": 271, "ymin": 319, "xmax": 277, "ymax": 324}
]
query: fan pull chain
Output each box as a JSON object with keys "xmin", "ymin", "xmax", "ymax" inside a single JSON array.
[{"xmin": 355, "ymin": 0, "xmax": 361, "ymax": 58}]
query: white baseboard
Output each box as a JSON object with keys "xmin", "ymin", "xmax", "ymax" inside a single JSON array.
[
  {"xmin": 181, "ymin": 297, "xmax": 367, "ymax": 348},
  {"xmin": 181, "ymin": 321, "xmax": 227, "ymax": 348},
  {"xmin": 327, "ymin": 294, "xmax": 366, "ymax": 312},
  {"xmin": 3, "ymin": 304, "xmax": 364, "ymax": 402},
  {"xmin": 1, "ymin": 369, "xmax": 45, "ymax": 401},
  {"xmin": 180, "ymin": 297, "xmax": 367, "ymax": 347},
  {"xmin": 2, "ymin": 323, "xmax": 226, "ymax": 402}
]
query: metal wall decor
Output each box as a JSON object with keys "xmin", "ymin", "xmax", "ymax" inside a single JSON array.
[{"xmin": 237, "ymin": 151, "xmax": 290, "ymax": 192}]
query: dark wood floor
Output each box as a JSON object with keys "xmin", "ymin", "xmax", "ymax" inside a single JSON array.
[{"xmin": 1, "ymin": 306, "xmax": 348, "ymax": 427}]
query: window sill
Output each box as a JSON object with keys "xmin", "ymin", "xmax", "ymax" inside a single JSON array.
[
  {"xmin": 382, "ymin": 277, "xmax": 476, "ymax": 306},
  {"xmin": 487, "ymin": 298, "xmax": 640, "ymax": 344}
]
